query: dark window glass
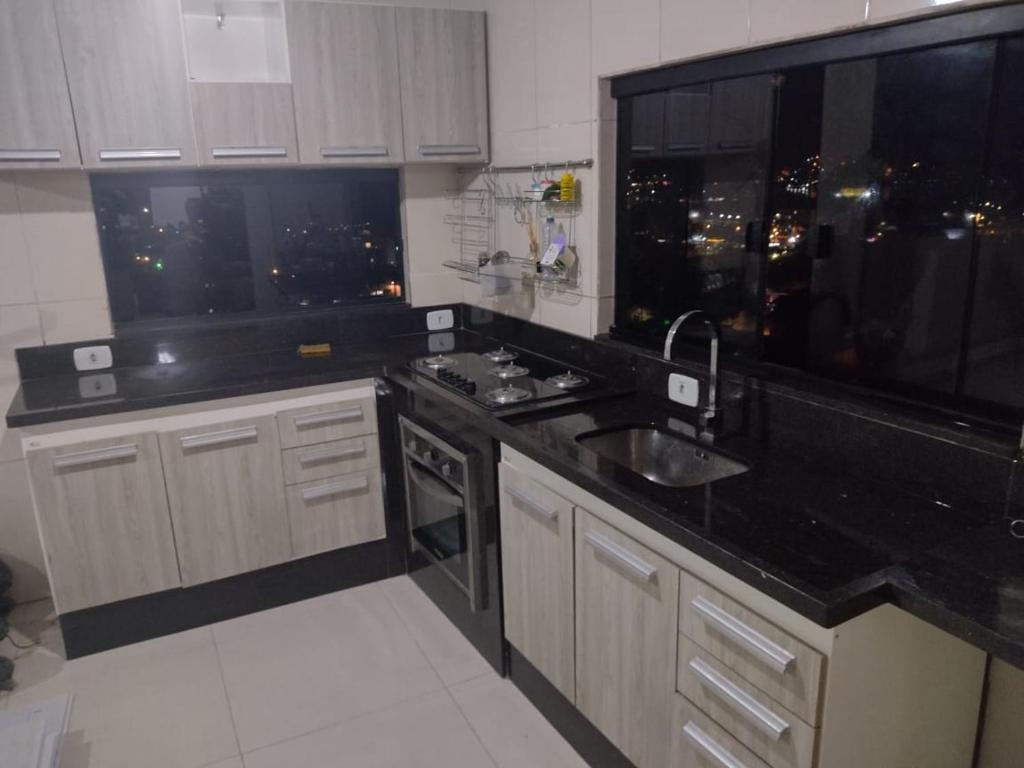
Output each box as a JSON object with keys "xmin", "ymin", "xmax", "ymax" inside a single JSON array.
[{"xmin": 92, "ymin": 169, "xmax": 405, "ymax": 324}]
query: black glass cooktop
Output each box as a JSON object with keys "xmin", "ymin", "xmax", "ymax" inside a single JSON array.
[{"xmin": 409, "ymin": 348, "xmax": 602, "ymax": 410}]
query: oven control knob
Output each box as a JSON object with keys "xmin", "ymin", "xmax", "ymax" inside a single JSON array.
[
  {"xmin": 441, "ymin": 463, "xmax": 454, "ymax": 477},
  {"xmin": 422, "ymin": 449, "xmax": 436, "ymax": 463}
]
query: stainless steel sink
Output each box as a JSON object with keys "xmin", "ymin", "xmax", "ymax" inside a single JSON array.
[{"xmin": 576, "ymin": 426, "xmax": 748, "ymax": 488}]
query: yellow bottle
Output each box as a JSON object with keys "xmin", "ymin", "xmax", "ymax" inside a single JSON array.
[{"xmin": 559, "ymin": 171, "xmax": 575, "ymax": 202}]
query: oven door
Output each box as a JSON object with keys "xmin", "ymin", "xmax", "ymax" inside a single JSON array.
[{"xmin": 399, "ymin": 416, "xmax": 485, "ymax": 612}]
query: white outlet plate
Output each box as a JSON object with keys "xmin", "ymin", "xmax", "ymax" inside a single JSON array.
[
  {"xmin": 78, "ymin": 373, "xmax": 117, "ymax": 399},
  {"xmin": 427, "ymin": 332, "xmax": 455, "ymax": 353},
  {"xmin": 668, "ymin": 372, "xmax": 700, "ymax": 407},
  {"xmin": 426, "ymin": 309, "xmax": 454, "ymax": 331},
  {"xmin": 73, "ymin": 345, "xmax": 113, "ymax": 371}
]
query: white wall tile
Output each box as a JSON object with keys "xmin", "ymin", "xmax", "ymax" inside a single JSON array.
[
  {"xmin": 403, "ymin": 165, "xmax": 460, "ymax": 276},
  {"xmin": 13, "ymin": 172, "xmax": 107, "ymax": 303},
  {"xmin": 0, "ymin": 459, "xmax": 50, "ymax": 603},
  {"xmin": 0, "ymin": 177, "xmax": 36, "ymax": 307},
  {"xmin": 591, "ymin": 0, "xmax": 660, "ymax": 77},
  {"xmin": 535, "ymin": 0, "xmax": 592, "ymax": 126},
  {"xmin": 593, "ymin": 295, "xmax": 615, "ymax": 335},
  {"xmin": 37, "ymin": 299, "xmax": 112, "ymax": 345},
  {"xmin": 661, "ymin": 0, "xmax": 751, "ymax": 63},
  {"xmin": 868, "ymin": 0, "xmax": 987, "ymax": 22},
  {"xmin": 749, "ymin": 0, "xmax": 867, "ymax": 44},
  {"xmin": 537, "ymin": 121, "xmax": 593, "ymax": 163},
  {"xmin": 492, "ymin": 128, "xmax": 540, "ymax": 166},
  {"xmin": 409, "ymin": 273, "xmax": 464, "ymax": 306},
  {"xmin": 538, "ymin": 288, "xmax": 592, "ymax": 337},
  {"xmin": 487, "ymin": 0, "xmax": 538, "ymax": 132}
]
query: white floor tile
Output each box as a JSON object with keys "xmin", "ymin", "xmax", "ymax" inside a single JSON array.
[
  {"xmin": 450, "ymin": 673, "xmax": 589, "ymax": 768},
  {"xmin": 213, "ymin": 583, "xmax": 444, "ymax": 752},
  {"xmin": 243, "ymin": 690, "xmax": 496, "ymax": 768},
  {"xmin": 202, "ymin": 758, "xmax": 243, "ymax": 768},
  {"xmin": 3, "ymin": 627, "xmax": 237, "ymax": 768},
  {"xmin": 379, "ymin": 576, "xmax": 493, "ymax": 687}
]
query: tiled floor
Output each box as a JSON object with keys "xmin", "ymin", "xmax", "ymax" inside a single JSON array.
[{"xmin": 0, "ymin": 577, "xmax": 589, "ymax": 768}]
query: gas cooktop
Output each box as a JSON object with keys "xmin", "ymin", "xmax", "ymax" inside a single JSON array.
[{"xmin": 409, "ymin": 347, "xmax": 603, "ymax": 410}]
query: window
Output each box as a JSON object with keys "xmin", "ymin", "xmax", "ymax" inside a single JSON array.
[
  {"xmin": 92, "ymin": 169, "xmax": 405, "ymax": 325},
  {"xmin": 613, "ymin": 7, "xmax": 1024, "ymax": 420}
]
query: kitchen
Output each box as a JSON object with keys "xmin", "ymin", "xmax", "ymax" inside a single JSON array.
[{"xmin": 1, "ymin": 0, "xmax": 1023, "ymax": 766}]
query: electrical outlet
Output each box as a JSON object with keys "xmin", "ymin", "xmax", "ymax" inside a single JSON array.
[
  {"xmin": 427, "ymin": 332, "xmax": 455, "ymax": 353},
  {"xmin": 668, "ymin": 373, "xmax": 700, "ymax": 407},
  {"xmin": 426, "ymin": 309, "xmax": 454, "ymax": 331},
  {"xmin": 73, "ymin": 345, "xmax": 113, "ymax": 371}
]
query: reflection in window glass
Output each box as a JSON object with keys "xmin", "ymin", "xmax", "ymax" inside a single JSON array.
[{"xmin": 92, "ymin": 169, "xmax": 405, "ymax": 324}]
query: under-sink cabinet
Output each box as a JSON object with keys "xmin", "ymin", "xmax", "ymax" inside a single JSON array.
[
  {"xmin": 22, "ymin": 381, "xmax": 386, "ymax": 614},
  {"xmin": 498, "ymin": 444, "xmax": 987, "ymax": 768}
]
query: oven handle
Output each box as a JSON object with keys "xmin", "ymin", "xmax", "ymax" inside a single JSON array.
[{"xmin": 406, "ymin": 460, "xmax": 464, "ymax": 508}]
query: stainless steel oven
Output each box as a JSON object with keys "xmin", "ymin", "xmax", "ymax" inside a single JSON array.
[{"xmin": 399, "ymin": 415, "xmax": 486, "ymax": 612}]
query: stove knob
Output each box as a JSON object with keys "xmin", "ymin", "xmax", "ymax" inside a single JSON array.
[
  {"xmin": 422, "ymin": 449, "xmax": 436, "ymax": 463},
  {"xmin": 441, "ymin": 463, "xmax": 454, "ymax": 478}
]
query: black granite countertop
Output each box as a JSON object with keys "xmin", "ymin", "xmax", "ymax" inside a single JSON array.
[{"xmin": 7, "ymin": 320, "xmax": 1024, "ymax": 669}]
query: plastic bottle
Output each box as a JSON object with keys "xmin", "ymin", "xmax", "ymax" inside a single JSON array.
[{"xmin": 541, "ymin": 217, "xmax": 557, "ymax": 259}]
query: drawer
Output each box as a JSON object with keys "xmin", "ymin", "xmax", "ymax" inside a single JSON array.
[
  {"xmin": 671, "ymin": 694, "xmax": 772, "ymax": 768},
  {"xmin": 680, "ymin": 575, "xmax": 825, "ymax": 725},
  {"xmin": 277, "ymin": 396, "xmax": 377, "ymax": 448},
  {"xmin": 677, "ymin": 636, "xmax": 816, "ymax": 768},
  {"xmin": 286, "ymin": 468, "xmax": 386, "ymax": 557},
  {"xmin": 282, "ymin": 434, "xmax": 380, "ymax": 485}
]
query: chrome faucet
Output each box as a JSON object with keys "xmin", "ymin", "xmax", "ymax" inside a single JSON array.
[{"xmin": 664, "ymin": 310, "xmax": 721, "ymax": 424}]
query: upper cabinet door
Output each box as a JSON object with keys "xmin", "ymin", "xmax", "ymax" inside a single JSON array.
[
  {"xmin": 287, "ymin": 2, "xmax": 404, "ymax": 165},
  {"xmin": 396, "ymin": 8, "xmax": 488, "ymax": 163},
  {"xmin": 0, "ymin": 0, "xmax": 80, "ymax": 168},
  {"xmin": 55, "ymin": 0, "xmax": 197, "ymax": 168},
  {"xmin": 191, "ymin": 82, "xmax": 298, "ymax": 166}
]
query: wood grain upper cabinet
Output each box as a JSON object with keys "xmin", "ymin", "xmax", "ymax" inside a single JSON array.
[
  {"xmin": 396, "ymin": 8, "xmax": 488, "ymax": 163},
  {"xmin": 160, "ymin": 415, "xmax": 290, "ymax": 585},
  {"xmin": 498, "ymin": 462, "xmax": 575, "ymax": 702},
  {"xmin": 191, "ymin": 83, "xmax": 298, "ymax": 166},
  {"xmin": 55, "ymin": 0, "xmax": 197, "ymax": 168},
  {"xmin": 25, "ymin": 434, "xmax": 180, "ymax": 613},
  {"xmin": 0, "ymin": 0, "xmax": 80, "ymax": 169},
  {"xmin": 286, "ymin": 2, "xmax": 404, "ymax": 165},
  {"xmin": 575, "ymin": 510, "xmax": 679, "ymax": 768}
]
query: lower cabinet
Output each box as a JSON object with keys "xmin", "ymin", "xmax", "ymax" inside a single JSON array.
[
  {"xmin": 160, "ymin": 414, "xmax": 291, "ymax": 585},
  {"xmin": 498, "ymin": 462, "xmax": 576, "ymax": 702},
  {"xmin": 287, "ymin": 468, "xmax": 385, "ymax": 557},
  {"xmin": 575, "ymin": 509, "xmax": 680, "ymax": 768},
  {"xmin": 25, "ymin": 432, "xmax": 181, "ymax": 613}
]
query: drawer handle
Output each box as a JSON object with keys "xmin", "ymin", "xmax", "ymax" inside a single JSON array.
[
  {"xmin": 691, "ymin": 595, "xmax": 796, "ymax": 674},
  {"xmin": 689, "ymin": 657, "xmax": 791, "ymax": 741},
  {"xmin": 0, "ymin": 149, "xmax": 61, "ymax": 162},
  {"xmin": 52, "ymin": 443, "xmax": 137, "ymax": 469},
  {"xmin": 98, "ymin": 148, "xmax": 182, "ymax": 161},
  {"xmin": 417, "ymin": 144, "xmax": 481, "ymax": 156},
  {"xmin": 180, "ymin": 426, "xmax": 258, "ymax": 450},
  {"xmin": 301, "ymin": 474, "xmax": 369, "ymax": 501},
  {"xmin": 293, "ymin": 405, "xmax": 364, "ymax": 428},
  {"xmin": 630, "ymin": 144, "xmax": 657, "ymax": 153},
  {"xmin": 505, "ymin": 485, "xmax": 558, "ymax": 522},
  {"xmin": 583, "ymin": 530, "xmax": 657, "ymax": 582},
  {"xmin": 298, "ymin": 441, "xmax": 366, "ymax": 465},
  {"xmin": 211, "ymin": 146, "xmax": 288, "ymax": 159},
  {"xmin": 320, "ymin": 145, "xmax": 389, "ymax": 158},
  {"xmin": 683, "ymin": 721, "xmax": 750, "ymax": 768}
]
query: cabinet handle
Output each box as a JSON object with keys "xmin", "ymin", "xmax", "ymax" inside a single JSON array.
[
  {"xmin": 666, "ymin": 143, "xmax": 704, "ymax": 152},
  {"xmin": 683, "ymin": 721, "xmax": 750, "ymax": 768},
  {"xmin": 52, "ymin": 443, "xmax": 137, "ymax": 469},
  {"xmin": 298, "ymin": 441, "xmax": 366, "ymax": 465},
  {"xmin": 583, "ymin": 529, "xmax": 657, "ymax": 582},
  {"xmin": 716, "ymin": 141, "xmax": 754, "ymax": 151},
  {"xmin": 293, "ymin": 405, "xmax": 363, "ymax": 428},
  {"xmin": 630, "ymin": 144, "xmax": 656, "ymax": 153},
  {"xmin": 0, "ymin": 149, "xmax": 61, "ymax": 162},
  {"xmin": 98, "ymin": 148, "xmax": 182, "ymax": 162},
  {"xmin": 211, "ymin": 146, "xmax": 287, "ymax": 159},
  {"xmin": 417, "ymin": 144, "xmax": 481, "ymax": 156},
  {"xmin": 320, "ymin": 145, "xmax": 389, "ymax": 158},
  {"xmin": 505, "ymin": 485, "xmax": 558, "ymax": 522},
  {"xmin": 690, "ymin": 595, "xmax": 796, "ymax": 674},
  {"xmin": 688, "ymin": 657, "xmax": 791, "ymax": 741},
  {"xmin": 180, "ymin": 425, "xmax": 258, "ymax": 450},
  {"xmin": 301, "ymin": 474, "xmax": 369, "ymax": 501}
]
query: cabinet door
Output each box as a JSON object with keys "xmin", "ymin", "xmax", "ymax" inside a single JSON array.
[
  {"xmin": 396, "ymin": 8, "xmax": 488, "ymax": 163},
  {"xmin": 286, "ymin": 468, "xmax": 385, "ymax": 558},
  {"xmin": 160, "ymin": 415, "xmax": 290, "ymax": 585},
  {"xmin": 498, "ymin": 462, "xmax": 575, "ymax": 701},
  {"xmin": 191, "ymin": 83, "xmax": 298, "ymax": 166},
  {"xmin": 665, "ymin": 84, "xmax": 711, "ymax": 155},
  {"xmin": 630, "ymin": 92, "xmax": 666, "ymax": 159},
  {"xmin": 26, "ymin": 434, "xmax": 180, "ymax": 613},
  {"xmin": 0, "ymin": 0, "xmax": 80, "ymax": 168},
  {"xmin": 287, "ymin": 2, "xmax": 404, "ymax": 165},
  {"xmin": 55, "ymin": 0, "xmax": 197, "ymax": 168},
  {"xmin": 708, "ymin": 75, "xmax": 775, "ymax": 153},
  {"xmin": 575, "ymin": 510, "xmax": 679, "ymax": 768}
]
